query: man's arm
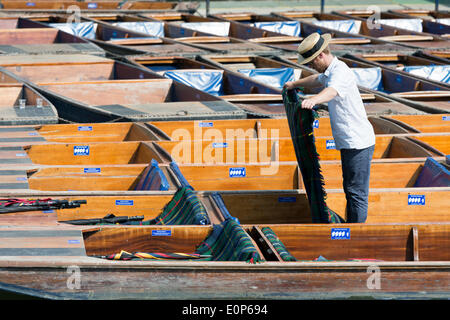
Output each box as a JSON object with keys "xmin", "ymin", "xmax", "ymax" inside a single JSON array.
[
  {"xmin": 301, "ymin": 87, "xmax": 338, "ymax": 109},
  {"xmin": 283, "ymin": 74, "xmax": 322, "ymax": 90}
]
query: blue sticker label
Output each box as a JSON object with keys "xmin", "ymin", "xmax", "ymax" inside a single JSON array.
[
  {"xmin": 212, "ymin": 142, "xmax": 228, "ymax": 148},
  {"xmin": 16, "ymin": 177, "xmax": 27, "ymax": 181},
  {"xmin": 68, "ymin": 240, "xmax": 80, "ymax": 244},
  {"xmin": 26, "ymin": 2, "xmax": 35, "ymax": 6},
  {"xmin": 28, "ymin": 132, "xmax": 38, "ymax": 136},
  {"xmin": 443, "ymin": 115, "xmax": 450, "ymax": 121},
  {"xmin": 87, "ymin": 2, "xmax": 98, "ymax": 8},
  {"xmin": 43, "ymin": 210, "xmax": 54, "ymax": 213},
  {"xmin": 229, "ymin": 167, "xmax": 246, "ymax": 178},
  {"xmin": 78, "ymin": 126, "xmax": 93, "ymax": 131},
  {"xmin": 199, "ymin": 122, "xmax": 213, "ymax": 127},
  {"xmin": 84, "ymin": 168, "xmax": 101, "ymax": 173},
  {"xmin": 313, "ymin": 120, "xmax": 319, "ymax": 128},
  {"xmin": 278, "ymin": 196, "xmax": 296, "ymax": 203},
  {"xmin": 152, "ymin": 230, "xmax": 172, "ymax": 236},
  {"xmin": 408, "ymin": 195, "xmax": 425, "ymax": 205},
  {"xmin": 396, "ymin": 75, "xmax": 402, "ymax": 83},
  {"xmin": 326, "ymin": 140, "xmax": 336, "ymax": 149},
  {"xmin": 331, "ymin": 228, "xmax": 350, "ymax": 240},
  {"xmin": 115, "ymin": 200, "xmax": 134, "ymax": 206},
  {"xmin": 15, "ymin": 153, "xmax": 26, "ymax": 157},
  {"xmin": 74, "ymin": 146, "xmax": 90, "ymax": 156}
]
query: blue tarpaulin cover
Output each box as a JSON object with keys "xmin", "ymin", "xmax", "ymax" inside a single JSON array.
[
  {"xmin": 351, "ymin": 67, "xmax": 383, "ymax": 91},
  {"xmin": 311, "ymin": 19, "xmax": 361, "ymax": 34},
  {"xmin": 180, "ymin": 22, "xmax": 230, "ymax": 36},
  {"xmin": 237, "ymin": 67, "xmax": 295, "ymax": 90},
  {"xmin": 112, "ymin": 21, "xmax": 165, "ymax": 37},
  {"xmin": 135, "ymin": 159, "xmax": 170, "ymax": 191},
  {"xmin": 376, "ymin": 18, "xmax": 423, "ymax": 32},
  {"xmin": 414, "ymin": 157, "xmax": 450, "ymax": 187},
  {"xmin": 163, "ymin": 70, "xmax": 224, "ymax": 96},
  {"xmin": 400, "ymin": 65, "xmax": 450, "ymax": 84},
  {"xmin": 49, "ymin": 21, "xmax": 97, "ymax": 39},
  {"xmin": 253, "ymin": 21, "xmax": 301, "ymax": 36}
]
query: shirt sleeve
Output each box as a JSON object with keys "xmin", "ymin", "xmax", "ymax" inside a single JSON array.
[{"xmin": 326, "ymin": 67, "xmax": 354, "ymax": 98}]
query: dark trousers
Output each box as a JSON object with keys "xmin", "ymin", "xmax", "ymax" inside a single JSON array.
[{"xmin": 340, "ymin": 144, "xmax": 375, "ymax": 223}]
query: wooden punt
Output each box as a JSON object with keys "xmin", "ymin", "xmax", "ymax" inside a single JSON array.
[
  {"xmin": 272, "ymin": 10, "xmax": 450, "ymax": 51},
  {"xmin": 213, "ymin": 188, "xmax": 450, "ymax": 224},
  {"xmin": 0, "ymin": 17, "xmax": 104, "ymax": 55},
  {"xmin": 333, "ymin": 9, "xmax": 450, "ymax": 37},
  {"xmin": 23, "ymin": 157, "xmax": 448, "ymax": 193},
  {"xmin": 0, "ymin": 68, "xmax": 58, "ymax": 125},
  {"xmin": 154, "ymin": 133, "xmax": 447, "ymax": 164},
  {"xmin": 0, "ymin": 54, "xmax": 245, "ymax": 123},
  {"xmin": 82, "ymin": 13, "xmax": 283, "ymax": 56},
  {"xmin": 379, "ymin": 114, "xmax": 450, "ymax": 133},
  {"xmin": 0, "ymin": 220, "xmax": 448, "ymax": 299},
  {"xmin": 0, "ymin": 122, "xmax": 161, "ymax": 147}
]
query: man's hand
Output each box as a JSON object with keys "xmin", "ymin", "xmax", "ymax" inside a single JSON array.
[
  {"xmin": 301, "ymin": 97, "xmax": 317, "ymax": 109},
  {"xmin": 283, "ymin": 81, "xmax": 297, "ymax": 90}
]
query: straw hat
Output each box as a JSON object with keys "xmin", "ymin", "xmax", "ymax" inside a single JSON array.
[{"xmin": 297, "ymin": 32, "xmax": 332, "ymax": 65}]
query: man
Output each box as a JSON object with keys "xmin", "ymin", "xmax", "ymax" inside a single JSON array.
[{"xmin": 284, "ymin": 32, "xmax": 375, "ymax": 223}]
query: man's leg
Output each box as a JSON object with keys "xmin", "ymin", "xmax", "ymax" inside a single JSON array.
[{"xmin": 340, "ymin": 145, "xmax": 374, "ymax": 223}]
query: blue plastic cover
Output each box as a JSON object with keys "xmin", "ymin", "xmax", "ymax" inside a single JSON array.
[
  {"xmin": 180, "ymin": 22, "xmax": 230, "ymax": 36},
  {"xmin": 351, "ymin": 67, "xmax": 383, "ymax": 91},
  {"xmin": 401, "ymin": 65, "xmax": 450, "ymax": 84},
  {"xmin": 414, "ymin": 157, "xmax": 450, "ymax": 187},
  {"xmin": 311, "ymin": 19, "xmax": 361, "ymax": 34},
  {"xmin": 135, "ymin": 159, "xmax": 170, "ymax": 191},
  {"xmin": 169, "ymin": 162, "xmax": 193, "ymax": 190},
  {"xmin": 376, "ymin": 18, "xmax": 423, "ymax": 32},
  {"xmin": 237, "ymin": 67, "xmax": 295, "ymax": 90},
  {"xmin": 163, "ymin": 70, "xmax": 224, "ymax": 96},
  {"xmin": 436, "ymin": 18, "xmax": 450, "ymax": 26},
  {"xmin": 112, "ymin": 21, "xmax": 165, "ymax": 37},
  {"xmin": 253, "ymin": 21, "xmax": 301, "ymax": 37},
  {"xmin": 49, "ymin": 22, "xmax": 97, "ymax": 39}
]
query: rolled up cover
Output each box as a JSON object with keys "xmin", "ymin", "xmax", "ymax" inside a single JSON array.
[
  {"xmin": 49, "ymin": 22, "xmax": 97, "ymax": 39},
  {"xmin": 237, "ymin": 67, "xmax": 295, "ymax": 90},
  {"xmin": 195, "ymin": 218, "xmax": 263, "ymax": 263},
  {"xmin": 134, "ymin": 159, "xmax": 170, "ymax": 191},
  {"xmin": 400, "ymin": 65, "xmax": 450, "ymax": 84},
  {"xmin": 351, "ymin": 67, "xmax": 383, "ymax": 91},
  {"xmin": 180, "ymin": 22, "xmax": 230, "ymax": 36},
  {"xmin": 253, "ymin": 21, "xmax": 301, "ymax": 37},
  {"xmin": 112, "ymin": 21, "xmax": 165, "ymax": 37},
  {"xmin": 163, "ymin": 70, "xmax": 224, "ymax": 96},
  {"xmin": 311, "ymin": 19, "xmax": 361, "ymax": 34},
  {"xmin": 414, "ymin": 157, "xmax": 450, "ymax": 187},
  {"xmin": 376, "ymin": 18, "xmax": 423, "ymax": 33}
]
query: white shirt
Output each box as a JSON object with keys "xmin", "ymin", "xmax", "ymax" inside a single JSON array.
[{"xmin": 317, "ymin": 57, "xmax": 375, "ymax": 150}]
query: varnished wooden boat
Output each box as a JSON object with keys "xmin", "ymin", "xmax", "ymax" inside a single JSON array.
[
  {"xmin": 379, "ymin": 114, "xmax": 450, "ymax": 133},
  {"xmin": 333, "ymin": 9, "xmax": 450, "ymax": 37},
  {"xmin": 0, "ymin": 17, "xmax": 104, "ymax": 55},
  {"xmin": 0, "ymin": 219, "xmax": 448, "ymax": 299},
  {"xmin": 0, "ymin": 54, "xmax": 245, "ymax": 123},
  {"xmin": 23, "ymin": 156, "xmax": 448, "ymax": 193},
  {"xmin": 272, "ymin": 10, "xmax": 449, "ymax": 51},
  {"xmin": 0, "ymin": 1, "xmax": 183, "ymax": 11},
  {"xmin": 155, "ymin": 133, "xmax": 448, "ymax": 164},
  {"xmin": 0, "ymin": 68, "xmax": 58, "ymax": 125}
]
